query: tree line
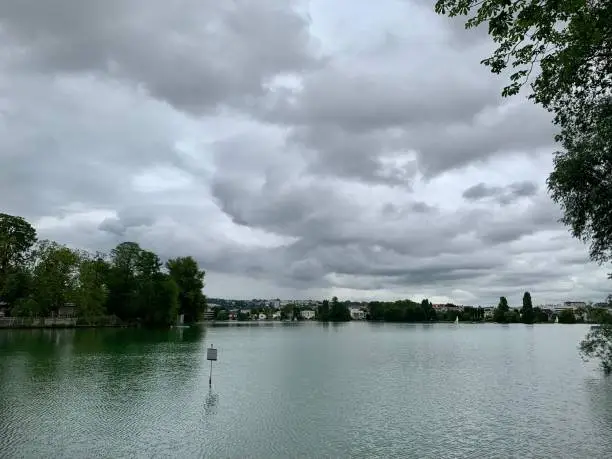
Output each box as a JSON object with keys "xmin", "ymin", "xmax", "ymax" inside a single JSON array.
[{"xmin": 0, "ymin": 213, "xmax": 206, "ymax": 326}]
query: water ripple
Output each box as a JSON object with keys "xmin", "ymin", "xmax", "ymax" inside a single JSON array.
[{"xmin": 0, "ymin": 325, "xmax": 611, "ymax": 458}]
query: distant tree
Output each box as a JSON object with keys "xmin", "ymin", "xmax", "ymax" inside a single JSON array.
[
  {"xmin": 318, "ymin": 300, "xmax": 330, "ymax": 321},
  {"xmin": 1, "ymin": 266, "xmax": 33, "ymax": 312},
  {"xmin": 29, "ymin": 240, "xmax": 80, "ymax": 316},
  {"xmin": 421, "ymin": 298, "xmax": 435, "ymax": 321},
  {"xmin": 166, "ymin": 256, "xmax": 206, "ymax": 323},
  {"xmin": 75, "ymin": 254, "xmax": 109, "ymax": 320},
  {"xmin": 558, "ymin": 309, "xmax": 577, "ymax": 324},
  {"xmin": 506, "ymin": 309, "xmax": 521, "ymax": 323},
  {"xmin": 216, "ymin": 309, "xmax": 229, "ymax": 321},
  {"xmin": 329, "ymin": 296, "xmax": 350, "ymax": 322},
  {"xmin": 533, "ymin": 307, "xmax": 550, "ymax": 323},
  {"xmin": 134, "ymin": 249, "xmax": 178, "ymax": 326},
  {"xmin": 105, "ymin": 242, "xmax": 141, "ymax": 319},
  {"xmin": 237, "ymin": 311, "xmax": 250, "ymax": 321},
  {"xmin": 521, "ymin": 291, "xmax": 535, "ymax": 324},
  {"xmin": 494, "ymin": 296, "xmax": 510, "ymax": 323}
]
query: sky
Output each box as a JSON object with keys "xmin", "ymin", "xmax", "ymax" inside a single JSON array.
[{"xmin": 0, "ymin": 0, "xmax": 610, "ymax": 306}]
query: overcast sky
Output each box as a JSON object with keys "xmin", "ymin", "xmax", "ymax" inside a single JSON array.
[{"xmin": 0, "ymin": 0, "xmax": 609, "ymax": 306}]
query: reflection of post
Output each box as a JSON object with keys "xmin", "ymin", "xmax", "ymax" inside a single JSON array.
[{"xmin": 206, "ymin": 344, "xmax": 218, "ymax": 387}]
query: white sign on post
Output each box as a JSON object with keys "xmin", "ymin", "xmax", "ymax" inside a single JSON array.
[{"xmin": 207, "ymin": 345, "xmax": 217, "ymax": 387}]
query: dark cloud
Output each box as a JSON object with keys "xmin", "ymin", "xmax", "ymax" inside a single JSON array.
[
  {"xmin": 463, "ymin": 183, "xmax": 503, "ymax": 200},
  {"xmin": 0, "ymin": 0, "xmax": 320, "ymax": 113},
  {"xmin": 463, "ymin": 180, "xmax": 539, "ymax": 205},
  {"xmin": 98, "ymin": 209, "xmax": 155, "ymax": 237}
]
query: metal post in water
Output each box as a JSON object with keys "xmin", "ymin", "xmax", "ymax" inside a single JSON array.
[{"xmin": 207, "ymin": 344, "xmax": 218, "ymax": 387}]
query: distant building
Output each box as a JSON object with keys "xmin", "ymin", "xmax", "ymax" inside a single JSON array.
[
  {"xmin": 564, "ymin": 301, "xmax": 587, "ymax": 309},
  {"xmin": 349, "ymin": 308, "xmax": 365, "ymax": 320},
  {"xmin": 301, "ymin": 310, "xmax": 315, "ymax": 320}
]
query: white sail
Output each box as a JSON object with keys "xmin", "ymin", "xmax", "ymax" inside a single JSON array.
[{"xmin": 455, "ymin": 316, "xmax": 459, "ymax": 324}]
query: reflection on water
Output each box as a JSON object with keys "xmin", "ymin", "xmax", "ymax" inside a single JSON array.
[
  {"xmin": 1, "ymin": 324, "xmax": 611, "ymax": 458},
  {"xmin": 204, "ymin": 390, "xmax": 219, "ymax": 416}
]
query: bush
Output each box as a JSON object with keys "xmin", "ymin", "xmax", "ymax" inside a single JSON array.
[{"xmin": 558, "ymin": 309, "xmax": 577, "ymax": 324}]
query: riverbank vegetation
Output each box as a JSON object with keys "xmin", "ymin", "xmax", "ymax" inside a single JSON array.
[{"xmin": 0, "ymin": 213, "xmax": 206, "ymax": 327}]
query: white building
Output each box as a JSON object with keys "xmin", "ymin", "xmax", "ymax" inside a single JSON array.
[
  {"xmin": 301, "ymin": 310, "xmax": 315, "ymax": 320},
  {"xmin": 349, "ymin": 308, "xmax": 365, "ymax": 320}
]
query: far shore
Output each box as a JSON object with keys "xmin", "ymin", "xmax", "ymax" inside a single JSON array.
[{"xmin": 0, "ymin": 319, "xmax": 584, "ymax": 330}]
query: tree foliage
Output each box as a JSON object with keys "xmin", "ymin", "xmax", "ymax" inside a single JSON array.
[
  {"xmin": 76, "ymin": 255, "xmax": 109, "ymax": 320},
  {"xmin": 0, "ymin": 213, "xmax": 206, "ymax": 327},
  {"xmin": 0, "ymin": 213, "xmax": 36, "ymax": 304},
  {"xmin": 494, "ymin": 296, "xmax": 510, "ymax": 323},
  {"xmin": 580, "ymin": 324, "xmax": 612, "ymax": 374},
  {"xmin": 558, "ymin": 308, "xmax": 577, "ymax": 324},
  {"xmin": 329, "ymin": 296, "xmax": 351, "ymax": 321},
  {"xmin": 521, "ymin": 291, "xmax": 535, "ymax": 323},
  {"xmin": 317, "ymin": 299, "xmax": 330, "ymax": 321},
  {"xmin": 167, "ymin": 256, "xmax": 206, "ymax": 323},
  {"xmin": 29, "ymin": 240, "xmax": 80, "ymax": 317},
  {"xmin": 434, "ymin": 0, "xmax": 612, "ymax": 270}
]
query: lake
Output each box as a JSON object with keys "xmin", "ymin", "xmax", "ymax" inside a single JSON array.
[{"xmin": 1, "ymin": 323, "xmax": 611, "ymax": 458}]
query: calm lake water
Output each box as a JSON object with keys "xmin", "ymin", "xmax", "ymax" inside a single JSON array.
[{"xmin": 1, "ymin": 323, "xmax": 611, "ymax": 458}]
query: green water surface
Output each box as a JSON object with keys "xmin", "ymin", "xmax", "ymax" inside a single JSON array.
[{"xmin": 1, "ymin": 323, "xmax": 611, "ymax": 458}]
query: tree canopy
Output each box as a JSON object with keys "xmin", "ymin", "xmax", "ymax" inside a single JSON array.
[
  {"xmin": 434, "ymin": 0, "xmax": 612, "ymax": 270},
  {"xmin": 167, "ymin": 256, "xmax": 207, "ymax": 323},
  {"xmin": 521, "ymin": 291, "xmax": 535, "ymax": 324}
]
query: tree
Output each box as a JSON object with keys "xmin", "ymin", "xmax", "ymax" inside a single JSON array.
[
  {"xmin": 421, "ymin": 298, "xmax": 436, "ymax": 321},
  {"xmin": 105, "ymin": 242, "xmax": 141, "ymax": 319},
  {"xmin": 29, "ymin": 240, "xmax": 80, "ymax": 316},
  {"xmin": 1, "ymin": 265, "xmax": 33, "ymax": 310},
  {"xmin": 558, "ymin": 308, "xmax": 577, "ymax": 324},
  {"xmin": 521, "ymin": 291, "xmax": 535, "ymax": 324},
  {"xmin": 166, "ymin": 256, "xmax": 206, "ymax": 323},
  {"xmin": 317, "ymin": 300, "xmax": 330, "ymax": 321},
  {"xmin": 216, "ymin": 309, "xmax": 229, "ymax": 321},
  {"xmin": 75, "ymin": 254, "xmax": 109, "ymax": 320},
  {"xmin": 329, "ymin": 296, "xmax": 351, "ymax": 321},
  {"xmin": 533, "ymin": 307, "xmax": 550, "ymax": 323},
  {"xmin": 0, "ymin": 213, "xmax": 37, "ymax": 305},
  {"xmin": 494, "ymin": 296, "xmax": 510, "ymax": 323}
]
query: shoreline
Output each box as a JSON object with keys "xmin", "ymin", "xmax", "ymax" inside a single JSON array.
[{"xmin": 0, "ymin": 319, "xmax": 588, "ymax": 330}]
